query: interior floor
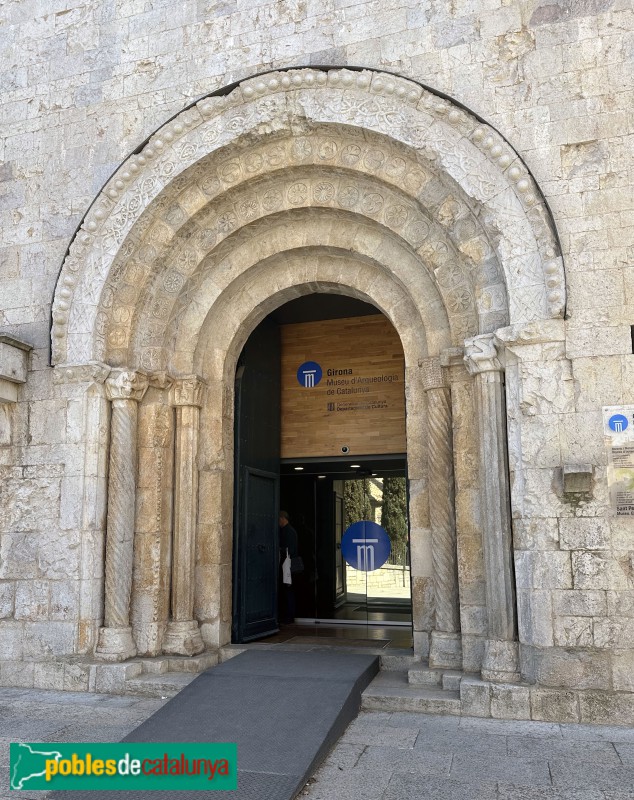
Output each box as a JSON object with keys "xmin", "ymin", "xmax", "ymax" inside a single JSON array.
[{"xmin": 254, "ymin": 621, "xmax": 413, "ymax": 650}]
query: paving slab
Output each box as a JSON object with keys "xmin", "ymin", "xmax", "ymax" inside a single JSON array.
[{"xmin": 381, "ymin": 771, "xmax": 499, "ymax": 800}]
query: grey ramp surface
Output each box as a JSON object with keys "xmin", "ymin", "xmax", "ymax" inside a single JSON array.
[{"xmin": 50, "ymin": 650, "xmax": 379, "ymax": 800}]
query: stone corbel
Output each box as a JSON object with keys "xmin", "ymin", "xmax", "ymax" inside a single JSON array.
[
  {"xmin": 0, "ymin": 335, "xmax": 32, "ymax": 403},
  {"xmin": 52, "ymin": 361, "xmax": 111, "ymax": 386}
]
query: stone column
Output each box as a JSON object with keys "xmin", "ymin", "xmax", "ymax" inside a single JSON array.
[
  {"xmin": 422, "ymin": 357, "xmax": 462, "ymax": 670},
  {"xmin": 163, "ymin": 376, "xmax": 205, "ymax": 656},
  {"xmin": 464, "ymin": 334, "xmax": 519, "ymax": 682},
  {"xmin": 96, "ymin": 370, "xmax": 148, "ymax": 661}
]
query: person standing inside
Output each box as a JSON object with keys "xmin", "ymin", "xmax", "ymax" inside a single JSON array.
[{"xmin": 279, "ymin": 510, "xmax": 298, "ymax": 624}]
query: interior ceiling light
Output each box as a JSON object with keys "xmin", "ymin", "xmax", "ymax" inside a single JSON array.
[
  {"xmin": 294, "ymin": 466, "xmax": 304, "ymax": 471},
  {"xmin": 317, "ymin": 475, "xmax": 326, "ymax": 479},
  {"xmin": 350, "ymin": 464, "xmax": 361, "ymax": 469}
]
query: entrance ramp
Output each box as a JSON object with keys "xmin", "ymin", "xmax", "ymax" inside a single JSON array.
[{"xmin": 50, "ymin": 649, "xmax": 379, "ymax": 800}]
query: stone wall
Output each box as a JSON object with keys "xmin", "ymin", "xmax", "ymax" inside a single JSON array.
[{"xmin": 0, "ymin": 0, "xmax": 632, "ymax": 718}]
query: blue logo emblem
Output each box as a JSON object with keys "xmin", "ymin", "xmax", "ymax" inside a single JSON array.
[
  {"xmin": 297, "ymin": 361, "xmax": 322, "ymax": 388},
  {"xmin": 341, "ymin": 521, "xmax": 391, "ymax": 572},
  {"xmin": 609, "ymin": 414, "xmax": 629, "ymax": 433}
]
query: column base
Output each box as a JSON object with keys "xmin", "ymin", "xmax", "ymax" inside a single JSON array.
[
  {"xmin": 95, "ymin": 626, "xmax": 137, "ymax": 662},
  {"xmin": 428, "ymin": 630, "xmax": 462, "ymax": 670},
  {"xmin": 481, "ymin": 639, "xmax": 520, "ymax": 683},
  {"xmin": 163, "ymin": 620, "xmax": 205, "ymax": 656}
]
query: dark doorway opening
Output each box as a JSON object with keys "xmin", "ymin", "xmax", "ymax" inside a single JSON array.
[{"xmin": 231, "ymin": 294, "xmax": 412, "ymax": 646}]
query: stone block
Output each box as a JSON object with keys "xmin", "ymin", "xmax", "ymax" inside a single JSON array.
[
  {"xmin": 528, "ymin": 646, "xmax": 612, "ymax": 690},
  {"xmin": 512, "ymin": 517, "xmax": 559, "ymax": 551},
  {"xmin": 50, "ymin": 580, "xmax": 80, "ymax": 620},
  {"xmin": 411, "ymin": 575, "xmax": 434, "ymax": 631},
  {"xmin": 0, "ymin": 621, "xmax": 23, "ymax": 660},
  {"xmin": 94, "ymin": 662, "xmax": 143, "ymax": 693},
  {"xmin": 0, "ymin": 581, "xmax": 15, "ymax": 617},
  {"xmin": 607, "ymin": 590, "xmax": 634, "ymax": 617},
  {"xmin": 572, "ymin": 551, "xmax": 628, "ymax": 590},
  {"xmin": 0, "ymin": 659, "xmax": 33, "ymax": 687},
  {"xmin": 612, "ymin": 650, "xmax": 634, "ymax": 692},
  {"xmin": 593, "ymin": 618, "xmax": 634, "ymax": 649},
  {"xmin": 553, "ymin": 616, "xmax": 594, "ymax": 647},
  {"xmin": 517, "ymin": 589, "xmax": 554, "ymax": 647},
  {"xmin": 0, "ymin": 479, "xmax": 61, "ymax": 536},
  {"xmin": 559, "ymin": 518, "xmax": 609, "ymax": 550},
  {"xmin": 14, "ymin": 579, "xmax": 49, "ymax": 620},
  {"xmin": 572, "ymin": 356, "xmax": 624, "ymax": 411},
  {"xmin": 413, "ymin": 630, "xmax": 430, "ymax": 658},
  {"xmin": 553, "ymin": 589, "xmax": 607, "ymax": 617},
  {"xmin": 460, "ymin": 633, "xmax": 485, "ymax": 673},
  {"xmin": 63, "ymin": 661, "xmax": 91, "ymax": 692},
  {"xmin": 459, "ymin": 677, "xmax": 491, "ymax": 718},
  {"xmin": 610, "ymin": 518, "xmax": 634, "ymax": 551},
  {"xmin": 60, "ymin": 476, "xmax": 83, "ymax": 530},
  {"xmin": 579, "ymin": 691, "xmax": 634, "ymax": 726},
  {"xmin": 23, "ymin": 621, "xmax": 76, "ymax": 658},
  {"xmin": 33, "ymin": 661, "xmax": 66, "ymax": 690},
  {"xmin": 28, "ymin": 399, "xmax": 67, "ymax": 446},
  {"xmin": 515, "ymin": 551, "xmax": 572, "ymax": 590},
  {"xmin": 459, "ymin": 604, "xmax": 487, "ymax": 635},
  {"xmin": 530, "ymin": 688, "xmax": 579, "ymax": 723},
  {"xmin": 429, "ymin": 631, "xmax": 462, "ymax": 670},
  {"xmin": 490, "ymin": 684, "xmax": 531, "ymax": 720}
]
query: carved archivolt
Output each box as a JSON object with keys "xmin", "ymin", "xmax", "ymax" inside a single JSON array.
[{"xmin": 52, "ymin": 67, "xmax": 564, "ymax": 369}]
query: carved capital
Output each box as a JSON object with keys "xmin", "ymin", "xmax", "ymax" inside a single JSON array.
[
  {"xmin": 170, "ymin": 375, "xmax": 205, "ymax": 408},
  {"xmin": 147, "ymin": 371, "xmax": 173, "ymax": 391},
  {"xmin": 420, "ymin": 357, "xmax": 445, "ymax": 392},
  {"xmin": 464, "ymin": 334, "xmax": 503, "ymax": 375},
  {"xmin": 105, "ymin": 369, "xmax": 149, "ymax": 402},
  {"xmin": 53, "ymin": 362, "xmax": 111, "ymax": 385}
]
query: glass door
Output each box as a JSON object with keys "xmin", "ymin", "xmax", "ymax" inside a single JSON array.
[{"xmin": 340, "ymin": 476, "xmax": 412, "ymax": 628}]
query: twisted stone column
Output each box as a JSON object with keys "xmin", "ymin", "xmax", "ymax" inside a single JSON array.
[
  {"xmin": 422, "ymin": 358, "xmax": 462, "ymax": 669},
  {"xmin": 163, "ymin": 376, "xmax": 205, "ymax": 656},
  {"xmin": 96, "ymin": 369, "xmax": 148, "ymax": 662},
  {"xmin": 464, "ymin": 334, "xmax": 519, "ymax": 682}
]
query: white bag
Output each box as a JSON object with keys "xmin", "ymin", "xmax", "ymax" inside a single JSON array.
[{"xmin": 282, "ymin": 548, "xmax": 292, "ymax": 585}]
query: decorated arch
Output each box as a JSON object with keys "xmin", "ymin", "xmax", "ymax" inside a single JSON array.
[{"xmin": 51, "ymin": 68, "xmax": 564, "ymax": 681}]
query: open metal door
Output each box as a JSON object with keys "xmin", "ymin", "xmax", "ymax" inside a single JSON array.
[
  {"xmin": 232, "ymin": 320, "xmax": 281, "ymax": 642},
  {"xmin": 234, "ymin": 467, "xmax": 279, "ymax": 642}
]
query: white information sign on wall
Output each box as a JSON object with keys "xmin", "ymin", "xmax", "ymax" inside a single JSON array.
[{"xmin": 603, "ymin": 405, "xmax": 634, "ymax": 517}]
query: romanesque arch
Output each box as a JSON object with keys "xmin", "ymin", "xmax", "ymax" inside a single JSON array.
[{"xmin": 51, "ymin": 68, "xmax": 564, "ymax": 683}]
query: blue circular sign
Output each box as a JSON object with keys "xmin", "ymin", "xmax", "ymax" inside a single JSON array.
[
  {"xmin": 297, "ymin": 361, "xmax": 322, "ymax": 388},
  {"xmin": 609, "ymin": 414, "xmax": 629, "ymax": 433},
  {"xmin": 341, "ymin": 521, "xmax": 391, "ymax": 572}
]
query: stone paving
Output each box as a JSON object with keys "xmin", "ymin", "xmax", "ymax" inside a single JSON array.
[
  {"xmin": 1, "ymin": 687, "xmax": 634, "ymax": 800},
  {"xmin": 0, "ymin": 687, "xmax": 166, "ymax": 800},
  {"xmin": 300, "ymin": 711, "xmax": 634, "ymax": 800}
]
